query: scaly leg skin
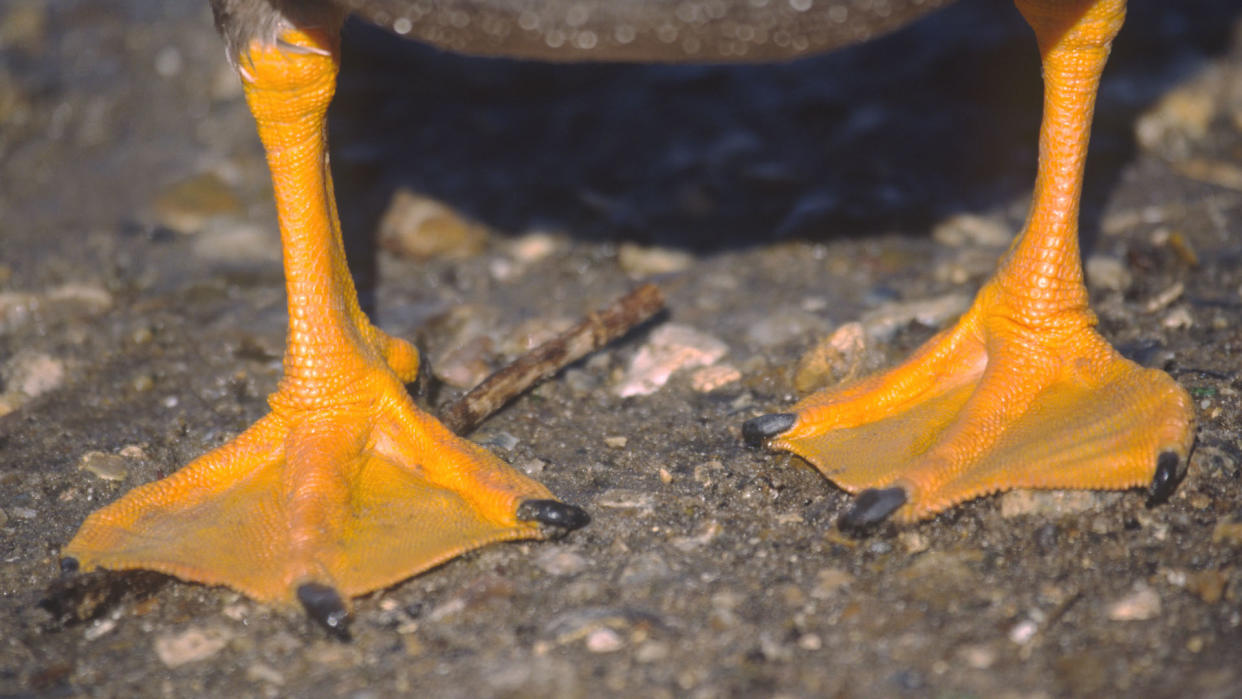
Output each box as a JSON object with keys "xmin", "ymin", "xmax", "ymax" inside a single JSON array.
[
  {"xmin": 63, "ymin": 28, "xmax": 587, "ymax": 635},
  {"xmin": 743, "ymin": 0, "xmax": 1194, "ymax": 527}
]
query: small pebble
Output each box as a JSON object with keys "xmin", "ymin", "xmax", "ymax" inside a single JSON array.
[
  {"xmin": 899, "ymin": 532, "xmax": 929, "ymax": 554},
  {"xmin": 616, "ymin": 324, "xmax": 728, "ymax": 397},
  {"xmin": 635, "ymin": 641, "xmax": 670, "ymax": 663},
  {"xmin": 1085, "ymin": 255, "xmax": 1132, "ymax": 292},
  {"xmin": 221, "ymin": 603, "xmax": 249, "ymax": 621},
  {"xmin": 1107, "ymin": 583, "xmax": 1162, "ymax": 621},
  {"xmin": 488, "ymin": 257, "xmax": 517, "ymax": 281},
  {"xmin": 798, "ymin": 633, "xmax": 823, "ymax": 651},
  {"xmin": 1163, "ymin": 306, "xmax": 1193, "ymax": 329},
  {"xmin": 154, "ymin": 626, "xmax": 234, "ymax": 668},
  {"xmin": 585, "ymin": 627, "xmax": 624, "ymax": 653},
  {"xmin": 83, "ymin": 618, "xmax": 117, "ymax": 641},
  {"xmin": 1000, "ymin": 490, "xmax": 1100, "ymax": 518},
  {"xmin": 48, "ymin": 283, "xmax": 113, "ymax": 312},
  {"xmin": 689, "ymin": 364, "xmax": 740, "ymax": 392},
  {"xmin": 427, "ymin": 597, "xmax": 466, "ymax": 621},
  {"xmin": 595, "ymin": 488, "xmax": 655, "ymax": 511},
  {"xmin": 5, "ymin": 352, "xmax": 65, "ymax": 398},
  {"xmin": 1210, "ymin": 517, "xmax": 1242, "ymax": 546},
  {"xmin": 794, "ymin": 321, "xmax": 868, "ymax": 393},
  {"xmin": 378, "ymin": 189, "xmax": 489, "ymax": 260},
  {"xmin": 509, "ymin": 231, "xmax": 561, "ymax": 263},
  {"xmin": 1008, "ymin": 619, "xmax": 1038, "ymax": 645},
  {"xmin": 433, "ymin": 337, "xmax": 493, "ymax": 389},
  {"xmin": 711, "ymin": 590, "xmax": 743, "ymax": 612},
  {"xmin": 604, "ymin": 436, "xmax": 628, "ymax": 449},
  {"xmin": 1145, "ymin": 282, "xmax": 1184, "ymax": 313},
  {"xmin": 670, "ymin": 520, "xmax": 721, "ymax": 552},
  {"xmin": 78, "ymin": 451, "xmax": 128, "ymax": 482},
  {"xmin": 1184, "ymin": 570, "xmax": 1228, "ymax": 604},
  {"xmin": 617, "ymin": 243, "xmax": 693, "ymax": 278},
  {"xmin": 517, "ymin": 458, "xmax": 546, "ymax": 476},
  {"xmin": 756, "ymin": 631, "xmax": 792, "ymax": 662},
  {"xmin": 958, "ymin": 644, "xmax": 997, "ymax": 670},
  {"xmin": 245, "ymin": 662, "xmax": 285, "ymax": 686}
]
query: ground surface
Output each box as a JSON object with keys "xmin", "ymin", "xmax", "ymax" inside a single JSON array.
[{"xmin": 2, "ymin": 0, "xmax": 1241, "ymax": 697}]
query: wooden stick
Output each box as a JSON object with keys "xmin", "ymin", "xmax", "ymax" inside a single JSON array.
[{"xmin": 441, "ymin": 283, "xmax": 665, "ymax": 434}]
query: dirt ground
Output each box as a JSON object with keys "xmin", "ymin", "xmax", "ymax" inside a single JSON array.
[{"xmin": 2, "ymin": 0, "xmax": 1241, "ymax": 696}]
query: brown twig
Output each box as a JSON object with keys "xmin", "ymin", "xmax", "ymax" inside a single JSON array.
[{"xmin": 440, "ymin": 283, "xmax": 665, "ymax": 435}]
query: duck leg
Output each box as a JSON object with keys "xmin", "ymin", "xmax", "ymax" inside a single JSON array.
[
  {"xmin": 745, "ymin": 0, "xmax": 1193, "ymax": 525},
  {"xmin": 64, "ymin": 25, "xmax": 586, "ymax": 628}
]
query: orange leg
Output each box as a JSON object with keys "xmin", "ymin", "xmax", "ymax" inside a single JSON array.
[
  {"xmin": 63, "ymin": 27, "xmax": 586, "ymax": 632},
  {"xmin": 744, "ymin": 0, "xmax": 1194, "ymax": 525}
]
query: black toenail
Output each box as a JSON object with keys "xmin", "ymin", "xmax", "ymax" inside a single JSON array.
[
  {"xmin": 742, "ymin": 413, "xmax": 797, "ymax": 447},
  {"xmin": 297, "ymin": 583, "xmax": 350, "ymax": 640},
  {"xmin": 517, "ymin": 499, "xmax": 590, "ymax": 533},
  {"xmin": 1147, "ymin": 451, "xmax": 1182, "ymax": 506},
  {"xmin": 60, "ymin": 557, "xmax": 79, "ymax": 577},
  {"xmin": 841, "ymin": 487, "xmax": 907, "ymax": 530}
]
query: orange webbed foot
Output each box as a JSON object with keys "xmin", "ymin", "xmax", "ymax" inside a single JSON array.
[
  {"xmin": 745, "ymin": 282, "xmax": 1194, "ymax": 524},
  {"xmin": 62, "ymin": 339, "xmax": 588, "ymax": 616}
]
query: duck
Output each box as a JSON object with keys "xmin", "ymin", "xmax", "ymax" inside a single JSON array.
[{"xmin": 63, "ymin": 0, "xmax": 1194, "ymax": 634}]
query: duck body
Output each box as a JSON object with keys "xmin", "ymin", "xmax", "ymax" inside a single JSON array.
[{"xmin": 213, "ymin": 0, "xmax": 956, "ymax": 64}]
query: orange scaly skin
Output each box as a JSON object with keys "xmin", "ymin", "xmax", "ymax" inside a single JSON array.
[
  {"xmin": 64, "ymin": 28, "xmax": 564, "ymax": 607},
  {"xmin": 765, "ymin": 0, "xmax": 1194, "ymax": 522}
]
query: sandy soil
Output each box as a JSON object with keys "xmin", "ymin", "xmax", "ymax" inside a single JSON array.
[{"xmin": 2, "ymin": 0, "xmax": 1240, "ymax": 696}]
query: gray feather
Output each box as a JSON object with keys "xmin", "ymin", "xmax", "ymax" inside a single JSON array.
[
  {"xmin": 212, "ymin": 0, "xmax": 955, "ymax": 64},
  {"xmin": 340, "ymin": 0, "xmax": 955, "ymax": 62}
]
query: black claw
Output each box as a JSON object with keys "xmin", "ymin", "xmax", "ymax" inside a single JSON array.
[
  {"xmin": 840, "ymin": 487, "xmax": 907, "ymax": 530},
  {"xmin": 60, "ymin": 557, "xmax": 79, "ymax": 577},
  {"xmin": 517, "ymin": 499, "xmax": 590, "ymax": 533},
  {"xmin": 1147, "ymin": 451, "xmax": 1183, "ymax": 507},
  {"xmin": 742, "ymin": 413, "xmax": 797, "ymax": 447},
  {"xmin": 297, "ymin": 583, "xmax": 350, "ymax": 640}
]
